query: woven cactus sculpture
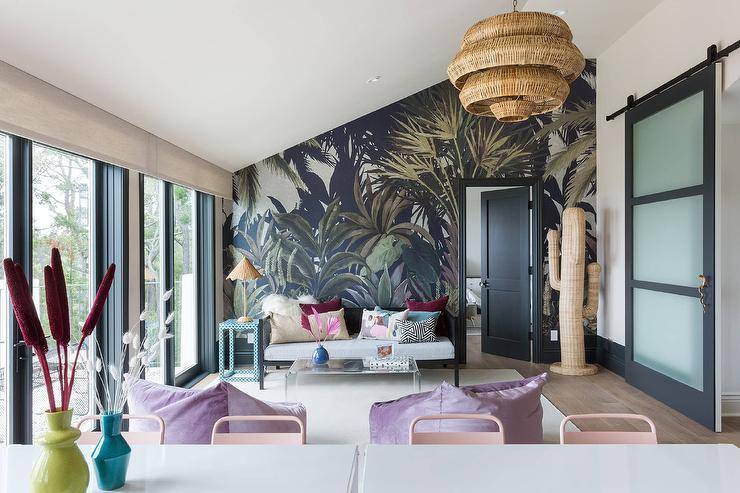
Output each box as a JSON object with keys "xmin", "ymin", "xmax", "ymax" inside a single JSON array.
[{"xmin": 547, "ymin": 207, "xmax": 601, "ymax": 376}]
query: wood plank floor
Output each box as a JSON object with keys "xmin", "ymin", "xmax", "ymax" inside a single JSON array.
[{"xmin": 465, "ymin": 334, "xmax": 740, "ymax": 444}]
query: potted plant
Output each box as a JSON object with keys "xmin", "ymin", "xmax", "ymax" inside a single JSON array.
[
  {"xmin": 303, "ymin": 308, "xmax": 340, "ymax": 365},
  {"xmin": 4, "ymin": 248, "xmax": 115, "ymax": 493}
]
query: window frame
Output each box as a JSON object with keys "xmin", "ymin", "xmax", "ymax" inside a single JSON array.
[{"xmin": 139, "ymin": 178, "xmax": 214, "ymax": 388}]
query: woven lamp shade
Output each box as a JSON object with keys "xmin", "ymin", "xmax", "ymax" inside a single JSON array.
[
  {"xmin": 448, "ymin": 10, "xmax": 585, "ymax": 122},
  {"xmin": 227, "ymin": 257, "xmax": 262, "ymax": 281}
]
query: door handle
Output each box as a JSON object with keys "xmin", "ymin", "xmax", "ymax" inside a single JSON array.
[
  {"xmin": 479, "ymin": 280, "xmax": 489, "ymax": 288},
  {"xmin": 698, "ymin": 274, "xmax": 710, "ymax": 314}
]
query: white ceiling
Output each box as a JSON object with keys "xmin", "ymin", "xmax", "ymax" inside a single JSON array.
[{"xmin": 0, "ymin": 0, "xmax": 662, "ymax": 172}]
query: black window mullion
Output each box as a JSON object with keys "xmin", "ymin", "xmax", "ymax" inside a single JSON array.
[
  {"xmin": 197, "ymin": 192, "xmax": 216, "ymax": 374},
  {"xmin": 7, "ymin": 135, "xmax": 33, "ymax": 444},
  {"xmin": 92, "ymin": 162, "xmax": 129, "ymax": 410},
  {"xmin": 162, "ymin": 182, "xmax": 175, "ymax": 386}
]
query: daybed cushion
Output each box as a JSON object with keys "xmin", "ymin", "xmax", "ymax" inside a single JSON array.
[
  {"xmin": 271, "ymin": 308, "xmax": 350, "ymax": 344},
  {"xmin": 264, "ymin": 335, "xmax": 454, "ymax": 361},
  {"xmin": 369, "ymin": 373, "xmax": 548, "ymax": 444},
  {"xmin": 128, "ymin": 379, "xmax": 306, "ymax": 443}
]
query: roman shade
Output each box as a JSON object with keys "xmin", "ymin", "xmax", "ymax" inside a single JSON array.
[{"xmin": 0, "ymin": 60, "xmax": 231, "ymax": 198}]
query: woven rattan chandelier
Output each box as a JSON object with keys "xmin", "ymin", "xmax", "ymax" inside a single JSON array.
[{"xmin": 447, "ymin": 0, "xmax": 585, "ymax": 122}]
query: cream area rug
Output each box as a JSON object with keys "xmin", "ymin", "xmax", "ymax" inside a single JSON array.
[{"xmin": 220, "ymin": 368, "xmax": 575, "ymax": 445}]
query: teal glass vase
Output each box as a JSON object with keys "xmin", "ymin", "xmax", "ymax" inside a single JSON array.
[{"xmin": 91, "ymin": 412, "xmax": 131, "ymax": 491}]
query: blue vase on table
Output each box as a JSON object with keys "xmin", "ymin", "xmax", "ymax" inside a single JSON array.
[
  {"xmin": 92, "ymin": 412, "xmax": 131, "ymax": 491},
  {"xmin": 313, "ymin": 344, "xmax": 329, "ymax": 365}
]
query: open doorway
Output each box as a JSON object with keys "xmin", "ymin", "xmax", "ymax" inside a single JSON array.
[{"xmin": 457, "ymin": 178, "xmax": 543, "ymax": 365}]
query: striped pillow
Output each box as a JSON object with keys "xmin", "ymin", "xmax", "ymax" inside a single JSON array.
[{"xmin": 397, "ymin": 318, "xmax": 439, "ymax": 344}]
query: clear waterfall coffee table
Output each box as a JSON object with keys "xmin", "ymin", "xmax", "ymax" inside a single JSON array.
[{"xmin": 284, "ymin": 358, "xmax": 421, "ymax": 400}]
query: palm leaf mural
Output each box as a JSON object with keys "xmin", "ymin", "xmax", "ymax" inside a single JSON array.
[
  {"xmin": 226, "ymin": 76, "xmax": 596, "ymax": 321},
  {"xmin": 271, "ymin": 199, "xmax": 367, "ymax": 300},
  {"xmin": 341, "ymin": 174, "xmax": 435, "ymax": 257},
  {"xmin": 538, "ymin": 101, "xmax": 596, "ymax": 207}
]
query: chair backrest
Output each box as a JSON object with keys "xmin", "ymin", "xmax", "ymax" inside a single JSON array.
[
  {"xmin": 211, "ymin": 416, "xmax": 306, "ymax": 445},
  {"xmin": 76, "ymin": 414, "xmax": 165, "ymax": 445},
  {"xmin": 409, "ymin": 413, "xmax": 505, "ymax": 445},
  {"xmin": 560, "ymin": 413, "xmax": 658, "ymax": 444}
]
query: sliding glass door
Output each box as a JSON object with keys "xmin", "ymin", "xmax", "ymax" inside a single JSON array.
[
  {"xmin": 0, "ymin": 133, "xmax": 8, "ymax": 444},
  {"xmin": 30, "ymin": 144, "xmax": 93, "ymax": 435},
  {"xmin": 142, "ymin": 176, "xmax": 165, "ymax": 383},
  {"xmin": 141, "ymin": 177, "xmax": 205, "ymax": 385},
  {"xmin": 173, "ymin": 185, "xmax": 197, "ymax": 377},
  {"xmin": 625, "ymin": 65, "xmax": 717, "ymax": 430}
]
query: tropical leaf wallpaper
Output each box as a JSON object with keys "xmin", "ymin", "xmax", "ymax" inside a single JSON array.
[{"xmin": 225, "ymin": 61, "xmax": 597, "ymax": 340}]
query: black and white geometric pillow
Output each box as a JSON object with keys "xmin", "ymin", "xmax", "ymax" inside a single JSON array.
[{"xmin": 397, "ymin": 318, "xmax": 438, "ymax": 344}]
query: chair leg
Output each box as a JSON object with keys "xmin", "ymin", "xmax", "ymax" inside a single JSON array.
[
  {"xmin": 454, "ymin": 362, "xmax": 460, "ymax": 387},
  {"xmin": 259, "ymin": 363, "xmax": 265, "ymax": 390}
]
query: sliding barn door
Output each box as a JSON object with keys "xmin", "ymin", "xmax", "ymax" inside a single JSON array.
[{"xmin": 625, "ymin": 65, "xmax": 718, "ymax": 430}]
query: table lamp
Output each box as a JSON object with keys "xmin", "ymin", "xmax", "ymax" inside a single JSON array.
[{"xmin": 226, "ymin": 257, "xmax": 263, "ymax": 323}]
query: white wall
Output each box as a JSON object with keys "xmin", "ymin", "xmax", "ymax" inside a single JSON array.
[
  {"xmin": 465, "ymin": 187, "xmax": 500, "ymax": 277},
  {"xmin": 720, "ymin": 123, "xmax": 740, "ymax": 410},
  {"xmin": 596, "ymin": 0, "xmax": 740, "ymax": 346}
]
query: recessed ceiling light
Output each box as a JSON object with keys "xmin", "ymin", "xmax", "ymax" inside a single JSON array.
[
  {"xmin": 366, "ymin": 75, "xmax": 382, "ymax": 84},
  {"xmin": 552, "ymin": 9, "xmax": 567, "ymax": 17}
]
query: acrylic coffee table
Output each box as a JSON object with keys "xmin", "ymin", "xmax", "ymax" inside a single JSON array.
[{"xmin": 284, "ymin": 358, "xmax": 421, "ymax": 400}]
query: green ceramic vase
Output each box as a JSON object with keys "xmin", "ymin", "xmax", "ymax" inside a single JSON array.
[{"xmin": 31, "ymin": 409, "xmax": 90, "ymax": 493}]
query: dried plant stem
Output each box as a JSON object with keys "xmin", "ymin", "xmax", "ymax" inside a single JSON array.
[{"xmin": 36, "ymin": 351, "xmax": 57, "ymax": 412}]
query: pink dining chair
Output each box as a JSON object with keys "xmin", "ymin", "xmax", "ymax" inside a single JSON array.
[
  {"xmin": 409, "ymin": 413, "xmax": 505, "ymax": 445},
  {"xmin": 210, "ymin": 416, "xmax": 306, "ymax": 445},
  {"xmin": 76, "ymin": 414, "xmax": 166, "ymax": 445},
  {"xmin": 560, "ymin": 413, "xmax": 658, "ymax": 444}
]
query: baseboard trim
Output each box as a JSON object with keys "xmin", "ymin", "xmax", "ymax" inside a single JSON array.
[
  {"xmin": 722, "ymin": 393, "xmax": 740, "ymax": 416},
  {"xmin": 596, "ymin": 336, "xmax": 625, "ymax": 378}
]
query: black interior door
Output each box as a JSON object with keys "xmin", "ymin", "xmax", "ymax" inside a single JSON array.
[{"xmin": 480, "ymin": 187, "xmax": 531, "ymax": 360}]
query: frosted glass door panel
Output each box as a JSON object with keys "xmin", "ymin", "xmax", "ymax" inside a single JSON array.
[
  {"xmin": 633, "ymin": 92, "xmax": 703, "ymax": 197},
  {"xmin": 633, "ymin": 195, "xmax": 703, "ymax": 287},
  {"xmin": 633, "ymin": 288, "xmax": 703, "ymax": 391}
]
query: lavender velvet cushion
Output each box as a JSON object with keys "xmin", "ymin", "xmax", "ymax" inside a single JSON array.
[
  {"xmin": 226, "ymin": 384, "xmax": 306, "ymax": 433},
  {"xmin": 369, "ymin": 373, "xmax": 547, "ymax": 444},
  {"xmin": 128, "ymin": 380, "xmax": 307, "ymax": 443},
  {"xmin": 128, "ymin": 379, "xmax": 229, "ymax": 444}
]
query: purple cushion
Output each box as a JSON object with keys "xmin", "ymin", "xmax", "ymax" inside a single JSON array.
[
  {"xmin": 128, "ymin": 379, "xmax": 307, "ymax": 444},
  {"xmin": 128, "ymin": 379, "xmax": 229, "ymax": 444},
  {"xmin": 369, "ymin": 373, "xmax": 547, "ymax": 444},
  {"xmin": 226, "ymin": 384, "xmax": 306, "ymax": 433}
]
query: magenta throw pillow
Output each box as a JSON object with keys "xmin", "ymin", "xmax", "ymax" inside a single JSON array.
[
  {"xmin": 300, "ymin": 297, "xmax": 342, "ymax": 329},
  {"xmin": 406, "ymin": 295, "xmax": 449, "ymax": 335}
]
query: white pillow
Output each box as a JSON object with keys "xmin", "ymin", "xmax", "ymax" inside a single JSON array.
[{"xmin": 360, "ymin": 309, "xmax": 408, "ymax": 340}]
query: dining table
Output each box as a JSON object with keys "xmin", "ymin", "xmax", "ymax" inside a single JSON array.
[
  {"xmin": 1, "ymin": 444, "xmax": 359, "ymax": 492},
  {"xmin": 362, "ymin": 443, "xmax": 740, "ymax": 492}
]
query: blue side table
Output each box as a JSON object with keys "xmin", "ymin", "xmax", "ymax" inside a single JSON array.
[{"xmin": 218, "ymin": 319, "xmax": 263, "ymax": 388}]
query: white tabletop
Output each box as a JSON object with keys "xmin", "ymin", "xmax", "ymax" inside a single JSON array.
[
  {"xmin": 363, "ymin": 444, "xmax": 740, "ymax": 493},
  {"xmin": 1, "ymin": 444, "xmax": 358, "ymax": 493}
]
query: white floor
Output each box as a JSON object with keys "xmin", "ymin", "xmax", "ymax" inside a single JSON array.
[{"xmin": 226, "ymin": 368, "xmax": 573, "ymax": 445}]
